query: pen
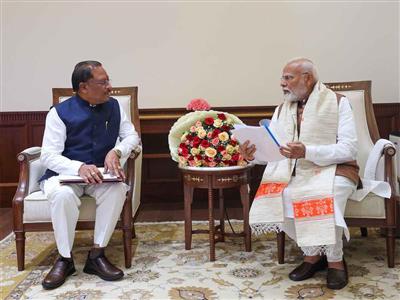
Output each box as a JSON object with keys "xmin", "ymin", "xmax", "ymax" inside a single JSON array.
[
  {"xmin": 263, "ymin": 124, "xmax": 280, "ymax": 147},
  {"xmin": 105, "ymin": 121, "xmax": 108, "ymax": 130}
]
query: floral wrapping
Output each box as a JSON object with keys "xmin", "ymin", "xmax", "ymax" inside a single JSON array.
[{"xmin": 168, "ymin": 110, "xmax": 247, "ymax": 167}]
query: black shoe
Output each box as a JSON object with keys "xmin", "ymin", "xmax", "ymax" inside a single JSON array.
[
  {"xmin": 42, "ymin": 255, "xmax": 76, "ymax": 290},
  {"xmin": 327, "ymin": 259, "xmax": 348, "ymax": 290},
  {"xmin": 289, "ymin": 256, "xmax": 328, "ymax": 281},
  {"xmin": 83, "ymin": 248, "xmax": 124, "ymax": 281}
]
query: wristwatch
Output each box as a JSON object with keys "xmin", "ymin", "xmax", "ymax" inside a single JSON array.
[{"xmin": 113, "ymin": 149, "xmax": 122, "ymax": 158}]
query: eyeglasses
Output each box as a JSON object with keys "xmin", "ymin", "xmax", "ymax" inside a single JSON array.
[
  {"xmin": 280, "ymin": 72, "xmax": 308, "ymax": 82},
  {"xmin": 89, "ymin": 79, "xmax": 112, "ymax": 87}
]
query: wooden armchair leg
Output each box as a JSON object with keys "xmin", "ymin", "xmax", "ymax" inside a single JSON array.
[
  {"xmin": 15, "ymin": 231, "xmax": 26, "ymax": 271},
  {"xmin": 386, "ymin": 228, "xmax": 395, "ymax": 268},
  {"xmin": 122, "ymin": 196, "xmax": 133, "ymax": 269},
  {"xmin": 277, "ymin": 231, "xmax": 285, "ymax": 264},
  {"xmin": 123, "ymin": 227, "xmax": 132, "ymax": 268}
]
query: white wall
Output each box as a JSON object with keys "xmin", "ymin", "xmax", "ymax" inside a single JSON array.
[{"xmin": 1, "ymin": 1, "xmax": 399, "ymax": 111}]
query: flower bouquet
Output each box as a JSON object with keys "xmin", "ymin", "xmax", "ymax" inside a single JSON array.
[{"xmin": 168, "ymin": 99, "xmax": 247, "ymax": 168}]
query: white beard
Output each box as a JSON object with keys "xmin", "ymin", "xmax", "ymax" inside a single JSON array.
[
  {"xmin": 283, "ymin": 85, "xmax": 308, "ymax": 103},
  {"xmin": 283, "ymin": 92, "xmax": 300, "ymax": 103}
]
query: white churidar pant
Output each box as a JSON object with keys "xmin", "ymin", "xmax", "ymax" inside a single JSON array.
[
  {"xmin": 282, "ymin": 175, "xmax": 356, "ymax": 262},
  {"xmin": 41, "ymin": 176, "xmax": 128, "ymax": 258}
]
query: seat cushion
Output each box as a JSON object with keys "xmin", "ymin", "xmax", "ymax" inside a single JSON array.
[
  {"xmin": 23, "ymin": 192, "xmax": 97, "ymax": 222},
  {"xmin": 345, "ymin": 193, "xmax": 386, "ymax": 219}
]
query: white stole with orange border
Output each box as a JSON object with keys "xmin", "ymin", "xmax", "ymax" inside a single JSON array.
[{"xmin": 249, "ymin": 82, "xmax": 338, "ymax": 247}]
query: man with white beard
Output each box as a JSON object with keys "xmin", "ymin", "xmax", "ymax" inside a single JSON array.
[{"xmin": 240, "ymin": 58, "xmax": 359, "ymax": 290}]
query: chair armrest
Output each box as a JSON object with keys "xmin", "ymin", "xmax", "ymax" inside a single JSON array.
[
  {"xmin": 19, "ymin": 146, "xmax": 42, "ymax": 158},
  {"xmin": 128, "ymin": 145, "xmax": 142, "ymax": 160},
  {"xmin": 383, "ymin": 144, "xmax": 397, "ymax": 226},
  {"xmin": 13, "ymin": 147, "xmax": 42, "ymax": 230},
  {"xmin": 14, "ymin": 147, "xmax": 42, "ymax": 201},
  {"xmin": 125, "ymin": 146, "xmax": 142, "ymax": 195},
  {"xmin": 383, "ymin": 144, "xmax": 396, "ymax": 186}
]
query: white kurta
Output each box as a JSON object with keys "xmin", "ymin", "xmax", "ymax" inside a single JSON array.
[{"xmin": 40, "ymin": 101, "xmax": 141, "ymax": 257}]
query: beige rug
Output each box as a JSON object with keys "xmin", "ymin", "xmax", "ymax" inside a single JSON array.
[{"xmin": 1, "ymin": 222, "xmax": 399, "ymax": 299}]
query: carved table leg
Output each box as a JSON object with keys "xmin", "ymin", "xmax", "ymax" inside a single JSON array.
[
  {"xmin": 219, "ymin": 189, "xmax": 225, "ymax": 242},
  {"xmin": 208, "ymin": 184, "xmax": 215, "ymax": 261},
  {"xmin": 240, "ymin": 184, "xmax": 251, "ymax": 252},
  {"xmin": 184, "ymin": 184, "xmax": 193, "ymax": 250}
]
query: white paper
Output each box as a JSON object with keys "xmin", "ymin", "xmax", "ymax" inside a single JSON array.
[{"xmin": 232, "ymin": 124, "xmax": 286, "ymax": 162}]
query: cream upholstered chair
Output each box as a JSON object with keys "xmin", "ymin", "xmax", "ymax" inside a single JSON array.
[
  {"xmin": 12, "ymin": 87, "xmax": 142, "ymax": 271},
  {"xmin": 276, "ymin": 81, "xmax": 397, "ymax": 268}
]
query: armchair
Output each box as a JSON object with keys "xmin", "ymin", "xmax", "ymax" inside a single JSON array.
[
  {"xmin": 276, "ymin": 81, "xmax": 397, "ymax": 268},
  {"xmin": 13, "ymin": 87, "xmax": 142, "ymax": 271}
]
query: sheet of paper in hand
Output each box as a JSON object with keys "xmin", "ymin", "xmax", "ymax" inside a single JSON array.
[
  {"xmin": 232, "ymin": 121, "xmax": 287, "ymax": 162},
  {"xmin": 58, "ymin": 167, "xmax": 122, "ymax": 185}
]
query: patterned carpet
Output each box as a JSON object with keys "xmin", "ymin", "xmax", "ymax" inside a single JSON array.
[{"xmin": 1, "ymin": 222, "xmax": 399, "ymax": 299}]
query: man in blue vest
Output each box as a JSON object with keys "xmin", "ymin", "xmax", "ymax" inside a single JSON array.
[{"xmin": 39, "ymin": 61, "xmax": 141, "ymax": 289}]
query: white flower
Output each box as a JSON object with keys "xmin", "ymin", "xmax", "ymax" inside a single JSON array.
[
  {"xmin": 197, "ymin": 129, "xmax": 206, "ymax": 138},
  {"xmin": 190, "ymin": 148, "xmax": 200, "ymax": 155},
  {"xmin": 205, "ymin": 147, "xmax": 217, "ymax": 158},
  {"xmin": 213, "ymin": 119, "xmax": 223, "ymax": 128},
  {"xmin": 222, "ymin": 153, "xmax": 232, "ymax": 161},
  {"xmin": 218, "ymin": 132, "xmax": 229, "ymax": 142},
  {"xmin": 226, "ymin": 144, "xmax": 235, "ymax": 154}
]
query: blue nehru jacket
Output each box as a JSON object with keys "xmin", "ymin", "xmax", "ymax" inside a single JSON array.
[{"xmin": 40, "ymin": 95, "xmax": 121, "ymax": 181}]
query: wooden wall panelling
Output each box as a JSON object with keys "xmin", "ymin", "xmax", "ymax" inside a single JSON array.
[
  {"xmin": 0, "ymin": 103, "xmax": 398, "ymax": 208},
  {"xmin": 0, "ymin": 112, "xmax": 47, "ymax": 207},
  {"xmin": 373, "ymin": 103, "xmax": 400, "ymax": 139},
  {"xmin": 0, "ymin": 123, "xmax": 28, "ymax": 207}
]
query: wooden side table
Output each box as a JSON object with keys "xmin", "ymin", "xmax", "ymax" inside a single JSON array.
[{"xmin": 180, "ymin": 165, "xmax": 254, "ymax": 261}]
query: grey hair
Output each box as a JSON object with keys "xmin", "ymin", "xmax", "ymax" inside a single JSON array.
[{"xmin": 286, "ymin": 57, "xmax": 319, "ymax": 83}]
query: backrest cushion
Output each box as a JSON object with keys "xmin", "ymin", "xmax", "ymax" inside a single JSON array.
[{"xmin": 337, "ymin": 90, "xmax": 374, "ymax": 173}]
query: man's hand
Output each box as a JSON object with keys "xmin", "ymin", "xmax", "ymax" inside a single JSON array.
[
  {"xmin": 78, "ymin": 164, "xmax": 103, "ymax": 184},
  {"xmin": 104, "ymin": 150, "xmax": 126, "ymax": 181},
  {"xmin": 239, "ymin": 140, "xmax": 257, "ymax": 161},
  {"xmin": 279, "ymin": 142, "xmax": 306, "ymax": 159}
]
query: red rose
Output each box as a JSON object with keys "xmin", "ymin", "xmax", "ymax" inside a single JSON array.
[
  {"xmin": 180, "ymin": 147, "xmax": 189, "ymax": 156},
  {"xmin": 193, "ymin": 136, "xmax": 201, "ymax": 147},
  {"xmin": 221, "ymin": 125, "xmax": 230, "ymax": 132},
  {"xmin": 217, "ymin": 145, "xmax": 225, "ymax": 152},
  {"xmin": 186, "ymin": 134, "xmax": 194, "ymax": 141},
  {"xmin": 212, "ymin": 129, "xmax": 221, "ymax": 138},
  {"xmin": 217, "ymin": 113, "xmax": 226, "ymax": 120},
  {"xmin": 196, "ymin": 154, "xmax": 202, "ymax": 160},
  {"xmin": 188, "ymin": 155, "xmax": 194, "ymax": 161},
  {"xmin": 232, "ymin": 153, "xmax": 240, "ymax": 161},
  {"xmin": 204, "ymin": 117, "xmax": 214, "ymax": 125},
  {"xmin": 230, "ymin": 140, "xmax": 237, "ymax": 146},
  {"xmin": 201, "ymin": 140, "xmax": 210, "ymax": 148}
]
